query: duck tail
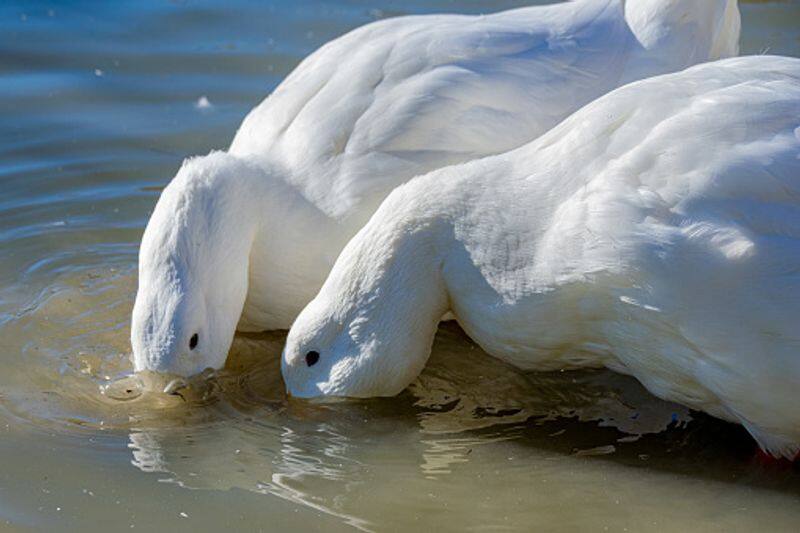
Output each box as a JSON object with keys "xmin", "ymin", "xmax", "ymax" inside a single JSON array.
[{"xmin": 741, "ymin": 420, "xmax": 800, "ymax": 462}]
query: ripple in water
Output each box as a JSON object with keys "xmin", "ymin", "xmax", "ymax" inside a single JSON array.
[{"xmin": 5, "ymin": 257, "xmax": 799, "ymax": 531}]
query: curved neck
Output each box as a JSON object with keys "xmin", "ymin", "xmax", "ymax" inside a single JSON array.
[
  {"xmin": 332, "ymin": 183, "xmax": 451, "ymax": 337},
  {"xmin": 133, "ymin": 151, "xmax": 265, "ymax": 374},
  {"xmin": 239, "ymin": 161, "xmax": 352, "ymax": 330}
]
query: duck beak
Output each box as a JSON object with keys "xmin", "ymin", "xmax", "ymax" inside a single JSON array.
[{"xmin": 163, "ymin": 377, "xmax": 189, "ymax": 396}]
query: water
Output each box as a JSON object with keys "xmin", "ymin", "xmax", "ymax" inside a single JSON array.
[{"xmin": 1, "ymin": 0, "xmax": 799, "ymax": 530}]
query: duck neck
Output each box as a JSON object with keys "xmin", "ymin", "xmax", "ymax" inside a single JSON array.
[
  {"xmin": 325, "ymin": 184, "xmax": 452, "ymax": 385},
  {"xmin": 240, "ymin": 161, "xmax": 350, "ymax": 331}
]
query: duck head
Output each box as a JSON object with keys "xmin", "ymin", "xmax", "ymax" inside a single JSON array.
[
  {"xmin": 131, "ymin": 151, "xmax": 260, "ymax": 377},
  {"xmin": 282, "ymin": 190, "xmax": 449, "ymax": 398}
]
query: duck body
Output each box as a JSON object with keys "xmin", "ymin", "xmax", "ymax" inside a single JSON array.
[
  {"xmin": 283, "ymin": 56, "xmax": 800, "ymax": 458},
  {"xmin": 132, "ymin": 0, "xmax": 740, "ymax": 375},
  {"xmin": 233, "ymin": 0, "xmax": 741, "ymax": 332}
]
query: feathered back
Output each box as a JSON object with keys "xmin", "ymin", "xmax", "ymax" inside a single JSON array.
[{"xmin": 228, "ymin": 0, "xmax": 740, "ymax": 221}]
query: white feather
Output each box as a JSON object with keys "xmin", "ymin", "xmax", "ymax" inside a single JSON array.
[
  {"xmin": 132, "ymin": 0, "xmax": 741, "ymax": 375},
  {"xmin": 283, "ymin": 56, "xmax": 800, "ymax": 459}
]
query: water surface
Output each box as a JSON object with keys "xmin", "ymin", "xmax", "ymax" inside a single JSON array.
[{"xmin": 1, "ymin": 1, "xmax": 800, "ymax": 530}]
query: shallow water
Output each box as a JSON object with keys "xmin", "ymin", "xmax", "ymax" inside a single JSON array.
[{"xmin": 1, "ymin": 0, "xmax": 800, "ymax": 530}]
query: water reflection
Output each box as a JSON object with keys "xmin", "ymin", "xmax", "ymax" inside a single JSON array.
[
  {"xmin": 115, "ymin": 324, "xmax": 705, "ymax": 530},
  {"xmin": 412, "ymin": 324, "xmax": 691, "ymax": 436}
]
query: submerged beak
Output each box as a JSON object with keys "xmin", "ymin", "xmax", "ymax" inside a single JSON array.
[{"xmin": 163, "ymin": 377, "xmax": 189, "ymax": 396}]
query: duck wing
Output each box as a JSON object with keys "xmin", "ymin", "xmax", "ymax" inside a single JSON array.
[
  {"xmin": 230, "ymin": 0, "xmax": 632, "ymax": 217},
  {"xmin": 531, "ymin": 56, "xmax": 800, "ymax": 457}
]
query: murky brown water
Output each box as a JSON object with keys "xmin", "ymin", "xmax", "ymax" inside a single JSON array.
[{"xmin": 1, "ymin": 1, "xmax": 799, "ymax": 531}]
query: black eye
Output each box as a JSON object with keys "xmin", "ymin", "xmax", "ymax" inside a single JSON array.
[
  {"xmin": 305, "ymin": 350, "xmax": 320, "ymax": 367},
  {"xmin": 189, "ymin": 333, "xmax": 199, "ymax": 350}
]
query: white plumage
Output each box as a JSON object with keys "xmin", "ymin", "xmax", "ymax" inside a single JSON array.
[
  {"xmin": 131, "ymin": 0, "xmax": 740, "ymax": 376},
  {"xmin": 282, "ymin": 56, "xmax": 800, "ymax": 459},
  {"xmin": 230, "ymin": 0, "xmax": 741, "ymax": 219}
]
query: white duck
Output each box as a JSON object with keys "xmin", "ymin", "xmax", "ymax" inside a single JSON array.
[
  {"xmin": 132, "ymin": 0, "xmax": 741, "ymax": 376},
  {"xmin": 282, "ymin": 56, "xmax": 800, "ymax": 459}
]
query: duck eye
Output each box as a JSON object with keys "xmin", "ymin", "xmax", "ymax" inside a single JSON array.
[
  {"xmin": 189, "ymin": 333, "xmax": 199, "ymax": 350},
  {"xmin": 305, "ymin": 351, "xmax": 320, "ymax": 367}
]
